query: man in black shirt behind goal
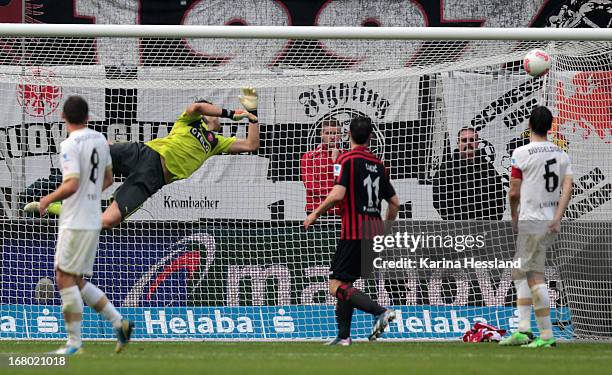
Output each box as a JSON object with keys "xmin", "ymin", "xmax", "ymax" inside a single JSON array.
[{"xmin": 304, "ymin": 116, "xmax": 400, "ymax": 345}]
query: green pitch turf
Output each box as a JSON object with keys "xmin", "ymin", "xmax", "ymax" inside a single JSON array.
[{"xmin": 2, "ymin": 341, "xmax": 612, "ymax": 375}]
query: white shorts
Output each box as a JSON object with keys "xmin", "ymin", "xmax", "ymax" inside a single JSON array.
[
  {"xmin": 55, "ymin": 229, "xmax": 100, "ymax": 276},
  {"xmin": 514, "ymin": 232, "xmax": 557, "ymax": 275}
]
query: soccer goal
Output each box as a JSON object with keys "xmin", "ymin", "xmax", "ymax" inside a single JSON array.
[{"xmin": 0, "ymin": 24, "xmax": 611, "ymax": 341}]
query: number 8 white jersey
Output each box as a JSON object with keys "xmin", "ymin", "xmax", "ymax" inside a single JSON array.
[
  {"xmin": 58, "ymin": 127, "xmax": 111, "ymax": 230},
  {"xmin": 511, "ymin": 140, "xmax": 573, "ymax": 221}
]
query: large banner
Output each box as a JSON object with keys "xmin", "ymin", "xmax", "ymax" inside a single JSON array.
[
  {"xmin": 1, "ymin": 220, "xmax": 582, "ymax": 340},
  {"xmin": 130, "ymin": 75, "xmax": 421, "ymax": 220},
  {"xmin": 0, "ymin": 305, "xmax": 573, "ymax": 340},
  {"xmin": 5, "ymin": 71, "xmax": 608, "ymax": 220},
  {"xmin": 441, "ymin": 70, "xmax": 612, "ymax": 220}
]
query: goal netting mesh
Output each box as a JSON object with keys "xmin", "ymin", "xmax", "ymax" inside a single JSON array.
[{"xmin": 1, "ymin": 32, "xmax": 611, "ymax": 341}]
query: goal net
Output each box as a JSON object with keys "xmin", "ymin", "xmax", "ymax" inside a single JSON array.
[{"xmin": 0, "ymin": 25, "xmax": 611, "ymax": 341}]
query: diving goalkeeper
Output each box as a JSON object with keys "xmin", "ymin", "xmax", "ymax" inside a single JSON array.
[{"xmin": 26, "ymin": 87, "xmax": 259, "ymax": 229}]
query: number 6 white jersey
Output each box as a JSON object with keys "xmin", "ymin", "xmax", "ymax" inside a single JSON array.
[
  {"xmin": 511, "ymin": 141, "xmax": 573, "ymax": 221},
  {"xmin": 58, "ymin": 127, "xmax": 111, "ymax": 230}
]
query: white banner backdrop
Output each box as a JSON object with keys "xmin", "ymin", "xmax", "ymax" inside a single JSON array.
[
  {"xmin": 2, "ymin": 68, "xmax": 610, "ymax": 221},
  {"xmin": 441, "ymin": 71, "xmax": 538, "ymax": 178},
  {"xmin": 129, "ymin": 74, "xmax": 420, "ymax": 220},
  {"xmin": 0, "ymin": 65, "xmax": 106, "ymax": 126},
  {"xmin": 0, "ymin": 66, "xmax": 106, "ymax": 217},
  {"xmin": 441, "ymin": 70, "xmax": 612, "ymax": 220}
]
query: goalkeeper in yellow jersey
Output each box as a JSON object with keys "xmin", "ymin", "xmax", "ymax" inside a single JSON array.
[{"xmin": 26, "ymin": 87, "xmax": 259, "ymax": 229}]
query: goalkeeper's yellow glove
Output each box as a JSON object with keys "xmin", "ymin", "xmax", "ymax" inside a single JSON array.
[{"xmin": 239, "ymin": 86, "xmax": 258, "ymax": 118}]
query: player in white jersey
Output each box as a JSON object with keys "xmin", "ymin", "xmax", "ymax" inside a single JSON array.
[
  {"xmin": 500, "ymin": 106, "xmax": 573, "ymax": 348},
  {"xmin": 38, "ymin": 96, "xmax": 134, "ymax": 355}
]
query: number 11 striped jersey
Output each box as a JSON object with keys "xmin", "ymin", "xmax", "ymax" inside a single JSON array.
[
  {"xmin": 59, "ymin": 127, "xmax": 111, "ymax": 230},
  {"xmin": 334, "ymin": 146, "xmax": 396, "ymax": 240},
  {"xmin": 511, "ymin": 141, "xmax": 573, "ymax": 221}
]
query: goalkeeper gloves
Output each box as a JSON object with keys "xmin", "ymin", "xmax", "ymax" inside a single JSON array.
[
  {"xmin": 239, "ymin": 86, "xmax": 258, "ymax": 118},
  {"xmin": 220, "ymin": 87, "xmax": 258, "ymax": 123}
]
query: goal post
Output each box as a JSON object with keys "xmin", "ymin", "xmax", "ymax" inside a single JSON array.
[
  {"xmin": 1, "ymin": 23, "xmax": 612, "ymax": 39},
  {"xmin": 0, "ymin": 25, "xmax": 611, "ymax": 341}
]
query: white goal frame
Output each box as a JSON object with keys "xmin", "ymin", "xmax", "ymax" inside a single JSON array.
[{"xmin": 0, "ymin": 23, "xmax": 610, "ymax": 40}]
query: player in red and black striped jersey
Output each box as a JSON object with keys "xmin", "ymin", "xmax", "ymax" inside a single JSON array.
[{"xmin": 304, "ymin": 117, "xmax": 400, "ymax": 345}]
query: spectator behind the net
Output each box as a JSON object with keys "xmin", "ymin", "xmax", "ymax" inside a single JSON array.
[
  {"xmin": 300, "ymin": 118, "xmax": 342, "ymax": 215},
  {"xmin": 433, "ymin": 126, "xmax": 506, "ymax": 220}
]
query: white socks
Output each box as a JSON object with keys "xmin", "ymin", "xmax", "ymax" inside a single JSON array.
[
  {"xmin": 65, "ymin": 320, "xmax": 82, "ymax": 348},
  {"xmin": 60, "ymin": 282, "xmax": 124, "ymax": 347},
  {"xmin": 101, "ymin": 304, "xmax": 123, "ymax": 330},
  {"xmin": 515, "ymin": 279, "xmax": 532, "ymax": 332},
  {"xmin": 60, "ymin": 285, "xmax": 83, "ymax": 347},
  {"xmin": 81, "ymin": 282, "xmax": 123, "ymax": 330},
  {"xmin": 531, "ymin": 283, "xmax": 553, "ymax": 340},
  {"xmin": 80, "ymin": 281, "xmax": 104, "ymax": 305}
]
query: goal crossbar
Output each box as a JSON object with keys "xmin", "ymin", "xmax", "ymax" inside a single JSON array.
[{"xmin": 0, "ymin": 23, "xmax": 611, "ymax": 40}]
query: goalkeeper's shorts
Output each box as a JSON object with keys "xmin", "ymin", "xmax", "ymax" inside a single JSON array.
[{"xmin": 110, "ymin": 142, "xmax": 166, "ymax": 220}]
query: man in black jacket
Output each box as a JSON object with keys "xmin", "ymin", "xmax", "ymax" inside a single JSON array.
[{"xmin": 433, "ymin": 126, "xmax": 506, "ymax": 220}]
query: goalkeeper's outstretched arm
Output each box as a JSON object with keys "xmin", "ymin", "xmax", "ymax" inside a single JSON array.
[
  {"xmin": 229, "ymin": 87, "xmax": 260, "ymax": 153},
  {"xmin": 228, "ymin": 120, "xmax": 259, "ymax": 153},
  {"xmin": 185, "ymin": 99, "xmax": 257, "ymax": 123}
]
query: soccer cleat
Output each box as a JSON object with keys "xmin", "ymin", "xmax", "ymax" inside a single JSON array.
[
  {"xmin": 325, "ymin": 337, "xmax": 352, "ymax": 346},
  {"xmin": 23, "ymin": 201, "xmax": 62, "ymax": 216},
  {"xmin": 48, "ymin": 202, "xmax": 62, "ymax": 216},
  {"xmin": 499, "ymin": 331, "xmax": 534, "ymax": 346},
  {"xmin": 49, "ymin": 345, "xmax": 83, "ymax": 356},
  {"xmin": 368, "ymin": 309, "xmax": 396, "ymax": 341},
  {"xmin": 23, "ymin": 201, "xmax": 41, "ymax": 214},
  {"xmin": 115, "ymin": 319, "xmax": 135, "ymax": 353},
  {"xmin": 522, "ymin": 337, "xmax": 556, "ymax": 348}
]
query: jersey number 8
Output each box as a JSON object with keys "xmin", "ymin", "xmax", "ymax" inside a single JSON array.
[{"xmin": 89, "ymin": 148, "xmax": 99, "ymax": 184}]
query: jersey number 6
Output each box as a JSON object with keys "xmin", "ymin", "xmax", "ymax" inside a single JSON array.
[{"xmin": 543, "ymin": 158, "xmax": 559, "ymax": 193}]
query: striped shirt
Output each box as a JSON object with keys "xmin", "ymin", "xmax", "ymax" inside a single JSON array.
[{"xmin": 334, "ymin": 146, "xmax": 395, "ymax": 240}]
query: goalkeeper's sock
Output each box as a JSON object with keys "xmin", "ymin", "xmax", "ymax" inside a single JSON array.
[
  {"xmin": 532, "ymin": 283, "xmax": 553, "ymax": 340},
  {"xmin": 515, "ymin": 279, "xmax": 532, "ymax": 332},
  {"xmin": 336, "ymin": 285, "xmax": 385, "ymax": 316},
  {"xmin": 335, "ymin": 299, "xmax": 354, "ymax": 339}
]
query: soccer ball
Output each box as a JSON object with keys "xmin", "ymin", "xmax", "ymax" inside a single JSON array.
[{"xmin": 523, "ymin": 49, "xmax": 551, "ymax": 77}]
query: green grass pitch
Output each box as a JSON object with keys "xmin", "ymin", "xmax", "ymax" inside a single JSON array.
[{"xmin": 2, "ymin": 341, "xmax": 612, "ymax": 375}]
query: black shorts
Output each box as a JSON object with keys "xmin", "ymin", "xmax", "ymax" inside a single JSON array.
[
  {"xmin": 110, "ymin": 143, "xmax": 166, "ymax": 219},
  {"xmin": 330, "ymin": 240, "xmax": 363, "ymax": 282}
]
